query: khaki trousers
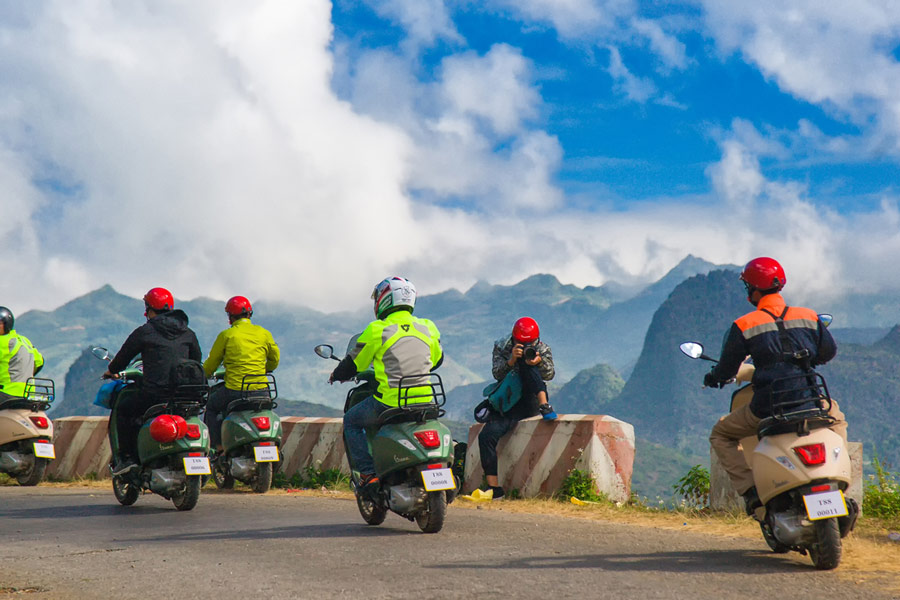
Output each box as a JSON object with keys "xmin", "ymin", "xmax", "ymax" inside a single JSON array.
[{"xmin": 709, "ymin": 400, "xmax": 847, "ymax": 495}]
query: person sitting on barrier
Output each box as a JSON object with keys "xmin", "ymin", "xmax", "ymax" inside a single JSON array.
[
  {"xmin": 328, "ymin": 276, "xmax": 443, "ymax": 493},
  {"xmin": 202, "ymin": 296, "xmax": 280, "ymax": 453},
  {"xmin": 0, "ymin": 306, "xmax": 44, "ymax": 400},
  {"xmin": 104, "ymin": 287, "xmax": 202, "ymax": 475},
  {"xmin": 477, "ymin": 316, "xmax": 556, "ymax": 500},
  {"xmin": 704, "ymin": 257, "xmax": 847, "ymax": 514}
]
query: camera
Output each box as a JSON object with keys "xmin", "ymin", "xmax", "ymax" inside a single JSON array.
[{"xmin": 524, "ymin": 347, "xmax": 537, "ymax": 361}]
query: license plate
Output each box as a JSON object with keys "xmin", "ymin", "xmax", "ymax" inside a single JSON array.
[
  {"xmin": 33, "ymin": 442, "xmax": 55, "ymax": 459},
  {"xmin": 803, "ymin": 490, "xmax": 849, "ymax": 520},
  {"xmin": 421, "ymin": 468, "xmax": 455, "ymax": 492},
  {"xmin": 253, "ymin": 446, "xmax": 279, "ymax": 462},
  {"xmin": 183, "ymin": 456, "xmax": 211, "ymax": 475}
]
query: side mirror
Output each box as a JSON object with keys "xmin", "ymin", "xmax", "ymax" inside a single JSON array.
[
  {"xmin": 91, "ymin": 347, "xmax": 111, "ymax": 361},
  {"xmin": 818, "ymin": 314, "xmax": 833, "ymax": 328},
  {"xmin": 314, "ymin": 344, "xmax": 335, "ymax": 360},
  {"xmin": 679, "ymin": 342, "xmax": 705, "ymax": 360}
]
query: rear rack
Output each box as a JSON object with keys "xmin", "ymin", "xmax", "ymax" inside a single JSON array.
[
  {"xmin": 756, "ymin": 371, "xmax": 834, "ymax": 438},
  {"xmin": 0, "ymin": 378, "xmax": 56, "ymax": 412},
  {"xmin": 377, "ymin": 373, "xmax": 446, "ymax": 425}
]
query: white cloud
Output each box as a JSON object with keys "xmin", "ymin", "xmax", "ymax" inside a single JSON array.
[
  {"xmin": 366, "ymin": 0, "xmax": 464, "ymax": 50},
  {"xmin": 607, "ymin": 46, "xmax": 657, "ymax": 103}
]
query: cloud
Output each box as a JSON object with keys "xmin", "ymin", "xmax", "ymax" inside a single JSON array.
[
  {"xmin": 607, "ymin": 46, "xmax": 657, "ymax": 103},
  {"xmin": 364, "ymin": 0, "xmax": 464, "ymax": 51}
]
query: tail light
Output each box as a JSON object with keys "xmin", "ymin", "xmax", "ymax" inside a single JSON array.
[
  {"xmin": 258, "ymin": 441, "xmax": 274, "ymax": 446},
  {"xmin": 29, "ymin": 416, "xmax": 49, "ymax": 429},
  {"xmin": 251, "ymin": 416, "xmax": 270, "ymax": 430},
  {"xmin": 794, "ymin": 443, "xmax": 826, "ymax": 466},
  {"xmin": 185, "ymin": 423, "xmax": 201, "ymax": 439},
  {"xmin": 810, "ymin": 484, "xmax": 832, "ymax": 492},
  {"xmin": 427, "ymin": 463, "xmax": 444, "ymax": 469},
  {"xmin": 188, "ymin": 452, "xmax": 204, "ymax": 457},
  {"xmin": 414, "ymin": 430, "xmax": 440, "ymax": 449}
]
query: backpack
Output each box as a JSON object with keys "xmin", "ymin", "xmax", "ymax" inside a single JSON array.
[
  {"xmin": 169, "ymin": 359, "xmax": 206, "ymax": 388},
  {"xmin": 482, "ymin": 371, "xmax": 522, "ymax": 416}
]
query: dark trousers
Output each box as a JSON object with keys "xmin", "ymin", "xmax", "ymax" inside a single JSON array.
[
  {"xmin": 114, "ymin": 390, "xmax": 162, "ymax": 460},
  {"xmin": 478, "ymin": 415, "xmax": 518, "ymax": 477},
  {"xmin": 204, "ymin": 386, "xmax": 242, "ymax": 449}
]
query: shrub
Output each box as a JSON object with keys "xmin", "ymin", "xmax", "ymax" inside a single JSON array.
[
  {"xmin": 272, "ymin": 465, "xmax": 349, "ymax": 490},
  {"xmin": 672, "ymin": 464, "xmax": 710, "ymax": 510},
  {"xmin": 557, "ymin": 468, "xmax": 607, "ymax": 503},
  {"xmin": 864, "ymin": 451, "xmax": 900, "ymax": 520}
]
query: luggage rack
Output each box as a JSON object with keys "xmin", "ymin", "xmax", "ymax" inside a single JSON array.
[
  {"xmin": 757, "ymin": 372, "xmax": 835, "ymax": 438},
  {"xmin": 378, "ymin": 373, "xmax": 446, "ymax": 425},
  {"xmin": 226, "ymin": 373, "xmax": 278, "ymax": 414},
  {"xmin": 0, "ymin": 377, "xmax": 56, "ymax": 412}
]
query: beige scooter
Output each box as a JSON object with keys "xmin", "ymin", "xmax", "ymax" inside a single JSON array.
[
  {"xmin": 680, "ymin": 343, "xmax": 858, "ymax": 570},
  {"xmin": 0, "ymin": 378, "xmax": 56, "ymax": 485}
]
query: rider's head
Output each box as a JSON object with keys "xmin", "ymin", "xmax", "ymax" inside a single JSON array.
[
  {"xmin": 740, "ymin": 257, "xmax": 786, "ymax": 306},
  {"xmin": 372, "ymin": 277, "xmax": 416, "ymax": 319},
  {"xmin": 0, "ymin": 306, "xmax": 14, "ymax": 334},
  {"xmin": 512, "ymin": 317, "xmax": 540, "ymax": 345},
  {"xmin": 225, "ymin": 295, "xmax": 253, "ymax": 323},
  {"xmin": 143, "ymin": 287, "xmax": 174, "ymax": 318}
]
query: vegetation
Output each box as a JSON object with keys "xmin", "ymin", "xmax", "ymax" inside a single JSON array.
[
  {"xmin": 272, "ymin": 465, "xmax": 350, "ymax": 491},
  {"xmin": 671, "ymin": 464, "xmax": 710, "ymax": 510},
  {"xmin": 863, "ymin": 451, "xmax": 900, "ymax": 523},
  {"xmin": 556, "ymin": 468, "xmax": 607, "ymax": 503}
]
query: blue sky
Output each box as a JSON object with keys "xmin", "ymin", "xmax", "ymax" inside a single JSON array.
[{"xmin": 1, "ymin": 1, "xmax": 900, "ymax": 312}]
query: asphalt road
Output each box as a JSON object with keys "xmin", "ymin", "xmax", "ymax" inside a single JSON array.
[{"xmin": 0, "ymin": 487, "xmax": 893, "ymax": 600}]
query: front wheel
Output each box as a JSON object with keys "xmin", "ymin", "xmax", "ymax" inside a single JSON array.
[
  {"xmin": 15, "ymin": 457, "xmax": 48, "ymax": 486},
  {"xmin": 172, "ymin": 475, "xmax": 202, "ymax": 511},
  {"xmin": 759, "ymin": 521, "xmax": 789, "ymax": 554},
  {"xmin": 415, "ymin": 491, "xmax": 446, "ymax": 534},
  {"xmin": 213, "ymin": 459, "xmax": 234, "ymax": 490},
  {"xmin": 808, "ymin": 518, "xmax": 842, "ymax": 570},
  {"xmin": 112, "ymin": 474, "xmax": 140, "ymax": 506},
  {"xmin": 357, "ymin": 491, "xmax": 387, "ymax": 526},
  {"xmin": 250, "ymin": 462, "xmax": 273, "ymax": 494}
]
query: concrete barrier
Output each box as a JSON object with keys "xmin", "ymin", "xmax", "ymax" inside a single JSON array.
[
  {"xmin": 43, "ymin": 416, "xmax": 350, "ymax": 481},
  {"xmin": 463, "ymin": 414, "xmax": 635, "ymax": 503},
  {"xmin": 709, "ymin": 441, "xmax": 863, "ymax": 512}
]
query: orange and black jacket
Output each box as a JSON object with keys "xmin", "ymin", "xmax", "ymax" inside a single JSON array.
[{"xmin": 710, "ymin": 293, "xmax": 836, "ymax": 417}]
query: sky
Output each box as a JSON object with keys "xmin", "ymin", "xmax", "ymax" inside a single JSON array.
[{"xmin": 2, "ymin": 0, "xmax": 900, "ymax": 314}]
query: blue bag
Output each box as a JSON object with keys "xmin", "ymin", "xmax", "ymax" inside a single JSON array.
[
  {"xmin": 93, "ymin": 380, "xmax": 125, "ymax": 409},
  {"xmin": 482, "ymin": 371, "xmax": 522, "ymax": 416}
]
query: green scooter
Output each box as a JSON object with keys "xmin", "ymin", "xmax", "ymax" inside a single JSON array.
[
  {"xmin": 208, "ymin": 370, "xmax": 282, "ymax": 493},
  {"xmin": 92, "ymin": 347, "xmax": 211, "ymax": 511},
  {"xmin": 314, "ymin": 343, "xmax": 456, "ymax": 533}
]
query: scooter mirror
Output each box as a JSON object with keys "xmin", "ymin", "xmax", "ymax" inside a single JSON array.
[
  {"xmin": 679, "ymin": 342, "xmax": 705, "ymax": 360},
  {"xmin": 91, "ymin": 347, "xmax": 111, "ymax": 361},
  {"xmin": 818, "ymin": 313, "xmax": 833, "ymax": 328},
  {"xmin": 314, "ymin": 344, "xmax": 334, "ymax": 360}
]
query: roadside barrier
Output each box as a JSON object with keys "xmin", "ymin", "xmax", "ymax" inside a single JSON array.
[
  {"xmin": 709, "ymin": 441, "xmax": 863, "ymax": 512},
  {"xmin": 463, "ymin": 415, "xmax": 636, "ymax": 503}
]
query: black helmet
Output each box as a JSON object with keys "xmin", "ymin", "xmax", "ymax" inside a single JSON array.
[{"xmin": 0, "ymin": 307, "xmax": 13, "ymax": 333}]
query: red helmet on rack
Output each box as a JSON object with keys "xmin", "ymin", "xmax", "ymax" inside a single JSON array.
[
  {"xmin": 143, "ymin": 287, "xmax": 174, "ymax": 312},
  {"xmin": 740, "ymin": 257, "xmax": 786, "ymax": 294},
  {"xmin": 225, "ymin": 296, "xmax": 253, "ymax": 319},
  {"xmin": 512, "ymin": 317, "xmax": 540, "ymax": 343}
]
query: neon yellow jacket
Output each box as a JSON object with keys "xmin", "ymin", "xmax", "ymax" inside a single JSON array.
[
  {"xmin": 349, "ymin": 310, "xmax": 442, "ymax": 407},
  {"xmin": 203, "ymin": 318, "xmax": 279, "ymax": 391},
  {"xmin": 0, "ymin": 331, "xmax": 43, "ymax": 397}
]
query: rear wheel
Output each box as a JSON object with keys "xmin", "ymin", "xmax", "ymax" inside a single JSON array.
[
  {"xmin": 356, "ymin": 491, "xmax": 387, "ymax": 526},
  {"xmin": 15, "ymin": 456, "xmax": 48, "ymax": 486},
  {"xmin": 172, "ymin": 475, "xmax": 202, "ymax": 511},
  {"xmin": 808, "ymin": 518, "xmax": 842, "ymax": 570},
  {"xmin": 415, "ymin": 491, "xmax": 446, "ymax": 534},
  {"xmin": 112, "ymin": 474, "xmax": 140, "ymax": 506},
  {"xmin": 250, "ymin": 462, "xmax": 273, "ymax": 494},
  {"xmin": 213, "ymin": 459, "xmax": 234, "ymax": 490}
]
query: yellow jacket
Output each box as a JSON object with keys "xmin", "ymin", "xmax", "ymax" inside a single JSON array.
[
  {"xmin": 203, "ymin": 318, "xmax": 279, "ymax": 390},
  {"xmin": 0, "ymin": 331, "xmax": 43, "ymax": 397}
]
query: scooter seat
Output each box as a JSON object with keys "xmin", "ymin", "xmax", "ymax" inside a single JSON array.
[
  {"xmin": 757, "ymin": 412, "xmax": 834, "ymax": 438},
  {"xmin": 377, "ymin": 405, "xmax": 444, "ymax": 425},
  {"xmin": 225, "ymin": 395, "xmax": 276, "ymax": 415},
  {"xmin": 141, "ymin": 403, "xmax": 170, "ymax": 422}
]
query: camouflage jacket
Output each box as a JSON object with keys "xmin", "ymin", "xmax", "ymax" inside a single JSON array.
[{"xmin": 491, "ymin": 335, "xmax": 555, "ymax": 382}]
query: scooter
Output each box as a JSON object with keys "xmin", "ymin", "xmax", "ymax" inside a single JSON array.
[
  {"xmin": 0, "ymin": 378, "xmax": 56, "ymax": 485},
  {"xmin": 92, "ymin": 347, "xmax": 211, "ymax": 511},
  {"xmin": 315, "ymin": 342, "xmax": 456, "ymax": 533},
  {"xmin": 208, "ymin": 369, "xmax": 282, "ymax": 493},
  {"xmin": 680, "ymin": 326, "xmax": 857, "ymax": 570}
]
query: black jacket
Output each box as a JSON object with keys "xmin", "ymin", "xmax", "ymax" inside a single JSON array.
[{"xmin": 108, "ymin": 310, "xmax": 202, "ymax": 394}]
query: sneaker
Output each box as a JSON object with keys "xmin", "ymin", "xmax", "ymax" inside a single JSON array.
[
  {"xmin": 742, "ymin": 486, "xmax": 762, "ymax": 515},
  {"xmin": 490, "ymin": 486, "xmax": 506, "ymax": 500},
  {"xmin": 359, "ymin": 473, "xmax": 380, "ymax": 494},
  {"xmin": 539, "ymin": 403, "xmax": 558, "ymax": 420},
  {"xmin": 111, "ymin": 457, "xmax": 138, "ymax": 476}
]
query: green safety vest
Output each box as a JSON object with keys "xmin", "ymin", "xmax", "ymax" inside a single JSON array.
[{"xmin": 0, "ymin": 331, "xmax": 43, "ymax": 397}]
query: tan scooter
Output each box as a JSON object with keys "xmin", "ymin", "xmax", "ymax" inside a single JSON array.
[
  {"xmin": 680, "ymin": 343, "xmax": 858, "ymax": 570},
  {"xmin": 0, "ymin": 378, "xmax": 56, "ymax": 485}
]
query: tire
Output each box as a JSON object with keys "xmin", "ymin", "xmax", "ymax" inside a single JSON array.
[
  {"xmin": 808, "ymin": 518, "xmax": 842, "ymax": 570},
  {"xmin": 250, "ymin": 462, "xmax": 273, "ymax": 494},
  {"xmin": 213, "ymin": 460, "xmax": 234, "ymax": 490},
  {"xmin": 112, "ymin": 474, "xmax": 140, "ymax": 506},
  {"xmin": 356, "ymin": 492, "xmax": 387, "ymax": 526},
  {"xmin": 15, "ymin": 457, "xmax": 48, "ymax": 486},
  {"xmin": 759, "ymin": 522, "xmax": 789, "ymax": 554},
  {"xmin": 172, "ymin": 475, "xmax": 202, "ymax": 511},
  {"xmin": 415, "ymin": 491, "xmax": 446, "ymax": 534}
]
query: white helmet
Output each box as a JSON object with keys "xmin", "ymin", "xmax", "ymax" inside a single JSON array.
[{"xmin": 372, "ymin": 277, "xmax": 416, "ymax": 319}]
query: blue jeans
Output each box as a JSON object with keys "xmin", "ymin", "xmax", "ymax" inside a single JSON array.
[{"xmin": 343, "ymin": 396, "xmax": 388, "ymax": 476}]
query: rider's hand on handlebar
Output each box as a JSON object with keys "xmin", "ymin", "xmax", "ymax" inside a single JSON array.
[
  {"xmin": 102, "ymin": 370, "xmax": 121, "ymax": 380},
  {"xmin": 703, "ymin": 371, "xmax": 724, "ymax": 389}
]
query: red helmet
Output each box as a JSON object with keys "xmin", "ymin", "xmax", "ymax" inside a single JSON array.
[
  {"xmin": 225, "ymin": 295, "xmax": 253, "ymax": 318},
  {"xmin": 740, "ymin": 257, "xmax": 786, "ymax": 293},
  {"xmin": 512, "ymin": 317, "xmax": 540, "ymax": 343},
  {"xmin": 143, "ymin": 287, "xmax": 174, "ymax": 312}
]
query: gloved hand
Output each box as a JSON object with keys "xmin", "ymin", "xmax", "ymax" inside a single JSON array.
[{"xmin": 703, "ymin": 371, "xmax": 723, "ymax": 389}]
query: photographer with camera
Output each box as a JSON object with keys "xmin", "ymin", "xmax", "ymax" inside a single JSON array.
[{"xmin": 477, "ymin": 317, "xmax": 556, "ymax": 499}]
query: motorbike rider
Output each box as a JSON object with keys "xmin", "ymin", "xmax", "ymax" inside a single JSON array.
[
  {"xmin": 104, "ymin": 287, "xmax": 202, "ymax": 475},
  {"xmin": 478, "ymin": 316, "xmax": 556, "ymax": 499},
  {"xmin": 704, "ymin": 257, "xmax": 848, "ymax": 513},
  {"xmin": 0, "ymin": 307, "xmax": 44, "ymax": 400},
  {"xmin": 328, "ymin": 277, "xmax": 443, "ymax": 492},
  {"xmin": 202, "ymin": 295, "xmax": 280, "ymax": 453}
]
